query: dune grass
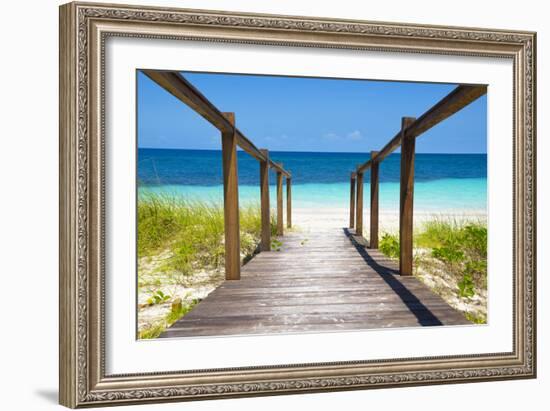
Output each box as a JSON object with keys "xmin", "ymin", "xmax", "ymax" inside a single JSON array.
[
  {"xmin": 138, "ymin": 193, "xmax": 276, "ymax": 278},
  {"xmin": 378, "ymin": 218, "xmax": 487, "ymax": 323},
  {"xmin": 137, "ymin": 193, "xmax": 278, "ymax": 338},
  {"xmin": 414, "ymin": 219, "xmax": 487, "ymax": 295}
]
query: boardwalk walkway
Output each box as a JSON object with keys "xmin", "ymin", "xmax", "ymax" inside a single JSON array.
[{"xmin": 160, "ymin": 226, "xmax": 469, "ymax": 338}]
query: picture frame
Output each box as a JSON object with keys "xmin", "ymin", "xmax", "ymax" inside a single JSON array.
[{"xmin": 59, "ymin": 1, "xmax": 536, "ymax": 408}]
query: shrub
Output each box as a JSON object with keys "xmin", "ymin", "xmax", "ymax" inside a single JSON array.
[
  {"xmin": 457, "ymin": 273, "xmax": 475, "ymax": 298},
  {"xmin": 379, "ymin": 220, "xmax": 487, "ymax": 299},
  {"xmin": 419, "ymin": 220, "xmax": 487, "ymax": 298},
  {"xmin": 432, "ymin": 245, "xmax": 465, "ymax": 265},
  {"xmin": 379, "ymin": 233, "xmax": 399, "ymax": 259}
]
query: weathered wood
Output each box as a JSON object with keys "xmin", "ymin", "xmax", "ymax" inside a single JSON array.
[
  {"xmin": 370, "ymin": 151, "xmax": 380, "ymax": 248},
  {"xmin": 161, "ymin": 228, "xmax": 469, "ymax": 338},
  {"xmin": 276, "ymin": 169, "xmax": 284, "ymax": 236},
  {"xmin": 349, "ymin": 173, "xmax": 356, "ymax": 228},
  {"xmin": 221, "ymin": 112, "xmax": 241, "ymax": 280},
  {"xmin": 286, "ymin": 177, "xmax": 292, "ymax": 228},
  {"xmin": 406, "ymin": 85, "xmax": 487, "ymax": 138},
  {"xmin": 259, "ymin": 149, "xmax": 271, "ymax": 251},
  {"xmin": 142, "ymin": 70, "xmax": 290, "ymax": 178},
  {"xmin": 355, "ymin": 172, "xmax": 364, "ymax": 236},
  {"xmin": 356, "ymin": 85, "xmax": 487, "ymax": 173},
  {"xmin": 399, "ymin": 117, "xmax": 417, "ymax": 276}
]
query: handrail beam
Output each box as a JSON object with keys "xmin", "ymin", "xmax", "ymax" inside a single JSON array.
[
  {"xmin": 142, "ymin": 70, "xmax": 290, "ymax": 177},
  {"xmin": 356, "ymin": 84, "xmax": 487, "ymax": 173}
]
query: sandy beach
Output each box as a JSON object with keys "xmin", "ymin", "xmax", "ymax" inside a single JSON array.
[{"xmin": 292, "ymin": 207, "xmax": 487, "ymax": 232}]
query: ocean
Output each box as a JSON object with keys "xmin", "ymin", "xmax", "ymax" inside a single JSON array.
[{"xmin": 137, "ymin": 149, "xmax": 487, "ymax": 211}]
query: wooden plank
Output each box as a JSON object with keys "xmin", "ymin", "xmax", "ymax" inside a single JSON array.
[
  {"xmin": 221, "ymin": 113, "xmax": 240, "ymax": 280},
  {"xmin": 286, "ymin": 177, "xmax": 292, "ymax": 228},
  {"xmin": 399, "ymin": 117, "xmax": 417, "ymax": 276},
  {"xmin": 370, "ymin": 150, "xmax": 379, "ymax": 249},
  {"xmin": 259, "ymin": 149, "xmax": 271, "ymax": 251},
  {"xmin": 355, "ymin": 172, "xmax": 364, "ymax": 236},
  {"xmin": 161, "ymin": 228, "xmax": 470, "ymax": 338},
  {"xmin": 356, "ymin": 85, "xmax": 487, "ymax": 173},
  {"xmin": 349, "ymin": 173, "xmax": 356, "ymax": 228},
  {"xmin": 277, "ymin": 169, "xmax": 284, "ymax": 236}
]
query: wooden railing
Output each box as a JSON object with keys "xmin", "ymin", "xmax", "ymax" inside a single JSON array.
[
  {"xmin": 142, "ymin": 70, "xmax": 292, "ymax": 281},
  {"xmin": 350, "ymin": 84, "xmax": 487, "ymax": 276}
]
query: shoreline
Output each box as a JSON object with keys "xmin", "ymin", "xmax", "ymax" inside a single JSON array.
[{"xmin": 291, "ymin": 207, "xmax": 487, "ymax": 232}]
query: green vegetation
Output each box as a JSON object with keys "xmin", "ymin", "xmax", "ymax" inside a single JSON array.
[
  {"xmin": 271, "ymin": 239, "xmax": 283, "ymax": 251},
  {"xmin": 137, "ymin": 194, "xmax": 278, "ymax": 338},
  {"xmin": 139, "ymin": 298, "xmax": 200, "ymax": 339},
  {"xmin": 464, "ymin": 311, "xmax": 487, "ymax": 324},
  {"xmin": 377, "ymin": 219, "xmax": 487, "ymax": 323},
  {"xmin": 379, "ymin": 219, "xmax": 487, "ymax": 295},
  {"xmin": 138, "ymin": 193, "xmax": 276, "ymax": 280},
  {"xmin": 146, "ymin": 290, "xmax": 171, "ymax": 306},
  {"xmin": 379, "ymin": 233, "xmax": 400, "ymax": 259},
  {"xmin": 419, "ymin": 220, "xmax": 487, "ymax": 292}
]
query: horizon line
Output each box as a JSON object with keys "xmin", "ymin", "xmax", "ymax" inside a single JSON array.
[{"xmin": 137, "ymin": 147, "xmax": 488, "ymax": 155}]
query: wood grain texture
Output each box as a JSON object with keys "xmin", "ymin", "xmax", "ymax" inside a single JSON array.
[
  {"xmin": 160, "ymin": 227, "xmax": 469, "ymax": 338},
  {"xmin": 277, "ymin": 170, "xmax": 284, "ymax": 236},
  {"xmin": 349, "ymin": 174, "xmax": 356, "ymax": 228},
  {"xmin": 286, "ymin": 177, "xmax": 292, "ymax": 228},
  {"xmin": 221, "ymin": 113, "xmax": 240, "ymax": 280},
  {"xmin": 399, "ymin": 117, "xmax": 417, "ymax": 276},
  {"xmin": 259, "ymin": 149, "xmax": 271, "ymax": 251},
  {"xmin": 355, "ymin": 172, "xmax": 364, "ymax": 236},
  {"xmin": 356, "ymin": 85, "xmax": 487, "ymax": 173},
  {"xmin": 142, "ymin": 70, "xmax": 290, "ymax": 177},
  {"xmin": 370, "ymin": 151, "xmax": 379, "ymax": 249}
]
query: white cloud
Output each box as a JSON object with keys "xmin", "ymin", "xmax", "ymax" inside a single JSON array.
[
  {"xmin": 322, "ymin": 130, "xmax": 364, "ymax": 141},
  {"xmin": 347, "ymin": 130, "xmax": 363, "ymax": 141}
]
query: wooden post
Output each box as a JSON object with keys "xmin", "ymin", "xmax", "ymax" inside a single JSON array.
[
  {"xmin": 399, "ymin": 117, "xmax": 417, "ymax": 276},
  {"xmin": 349, "ymin": 173, "xmax": 356, "ymax": 228},
  {"xmin": 369, "ymin": 151, "xmax": 380, "ymax": 248},
  {"xmin": 286, "ymin": 177, "xmax": 292, "ymax": 228},
  {"xmin": 221, "ymin": 112, "xmax": 240, "ymax": 280},
  {"xmin": 276, "ymin": 167, "xmax": 284, "ymax": 236},
  {"xmin": 259, "ymin": 149, "xmax": 271, "ymax": 251},
  {"xmin": 355, "ymin": 171, "xmax": 364, "ymax": 237}
]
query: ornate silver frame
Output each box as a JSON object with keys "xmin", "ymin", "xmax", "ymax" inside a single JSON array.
[{"xmin": 59, "ymin": 1, "xmax": 536, "ymax": 408}]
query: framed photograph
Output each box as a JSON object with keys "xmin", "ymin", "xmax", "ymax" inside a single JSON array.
[{"xmin": 59, "ymin": 1, "xmax": 536, "ymax": 408}]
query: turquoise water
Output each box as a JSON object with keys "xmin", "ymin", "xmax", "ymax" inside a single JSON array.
[
  {"xmin": 139, "ymin": 179, "xmax": 486, "ymax": 211},
  {"xmin": 138, "ymin": 149, "xmax": 487, "ymax": 211}
]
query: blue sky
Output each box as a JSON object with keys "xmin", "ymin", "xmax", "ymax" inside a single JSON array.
[{"xmin": 137, "ymin": 71, "xmax": 487, "ymax": 154}]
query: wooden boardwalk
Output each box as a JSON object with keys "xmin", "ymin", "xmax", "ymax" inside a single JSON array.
[{"xmin": 160, "ymin": 227, "xmax": 469, "ymax": 338}]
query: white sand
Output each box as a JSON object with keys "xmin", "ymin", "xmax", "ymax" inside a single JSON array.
[{"xmin": 292, "ymin": 207, "xmax": 487, "ymax": 232}]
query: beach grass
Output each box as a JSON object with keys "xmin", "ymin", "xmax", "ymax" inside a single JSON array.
[
  {"xmin": 137, "ymin": 193, "xmax": 277, "ymax": 338},
  {"xmin": 378, "ymin": 218, "xmax": 487, "ymax": 323},
  {"xmin": 138, "ymin": 193, "xmax": 276, "ymax": 276}
]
